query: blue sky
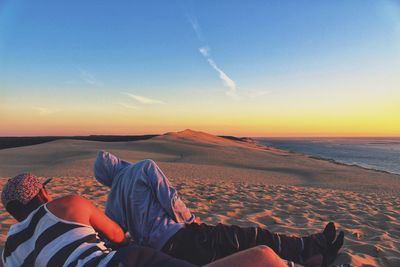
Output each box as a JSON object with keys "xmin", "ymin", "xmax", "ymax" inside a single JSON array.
[{"xmin": 0, "ymin": 0, "xmax": 399, "ymax": 136}]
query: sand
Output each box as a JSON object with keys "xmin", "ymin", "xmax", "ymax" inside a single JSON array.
[{"xmin": 0, "ymin": 129, "xmax": 399, "ymax": 266}]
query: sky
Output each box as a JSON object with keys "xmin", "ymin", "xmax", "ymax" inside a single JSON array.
[{"xmin": 0, "ymin": 0, "xmax": 399, "ymax": 137}]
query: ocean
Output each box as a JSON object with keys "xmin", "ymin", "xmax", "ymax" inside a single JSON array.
[{"xmin": 256, "ymin": 138, "xmax": 400, "ymax": 175}]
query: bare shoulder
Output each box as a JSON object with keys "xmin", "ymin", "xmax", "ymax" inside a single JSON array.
[
  {"xmin": 47, "ymin": 194, "xmax": 93, "ymax": 224},
  {"xmin": 49, "ymin": 194, "xmax": 90, "ymax": 207}
]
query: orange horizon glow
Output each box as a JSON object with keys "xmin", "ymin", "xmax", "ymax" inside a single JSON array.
[{"xmin": 1, "ymin": 91, "xmax": 399, "ymax": 137}]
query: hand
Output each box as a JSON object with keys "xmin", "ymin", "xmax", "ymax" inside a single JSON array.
[{"xmin": 194, "ymin": 216, "xmax": 201, "ymax": 224}]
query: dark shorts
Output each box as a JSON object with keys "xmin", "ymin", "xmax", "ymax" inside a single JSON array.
[
  {"xmin": 161, "ymin": 223, "xmax": 328, "ymax": 266},
  {"xmin": 161, "ymin": 223, "xmax": 269, "ymax": 266}
]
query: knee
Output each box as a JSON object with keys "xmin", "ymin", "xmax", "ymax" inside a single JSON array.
[
  {"xmin": 254, "ymin": 245, "xmax": 275, "ymax": 256},
  {"xmin": 253, "ymin": 245, "xmax": 287, "ymax": 266},
  {"xmin": 140, "ymin": 159, "xmax": 156, "ymax": 167},
  {"xmin": 140, "ymin": 159, "xmax": 158, "ymax": 170},
  {"xmin": 251, "ymin": 245, "xmax": 281, "ymax": 261}
]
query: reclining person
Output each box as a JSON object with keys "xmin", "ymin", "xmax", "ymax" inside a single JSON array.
[
  {"xmin": 1, "ymin": 173, "xmax": 198, "ymax": 267},
  {"xmin": 0, "ymin": 173, "xmax": 305, "ymax": 267},
  {"xmin": 94, "ymin": 151, "xmax": 344, "ymax": 267}
]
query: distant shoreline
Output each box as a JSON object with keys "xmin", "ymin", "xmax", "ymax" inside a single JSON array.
[{"xmin": 255, "ymin": 138, "xmax": 400, "ymax": 176}]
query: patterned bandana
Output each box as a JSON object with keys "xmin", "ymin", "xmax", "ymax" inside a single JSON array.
[{"xmin": 1, "ymin": 173, "xmax": 45, "ymax": 207}]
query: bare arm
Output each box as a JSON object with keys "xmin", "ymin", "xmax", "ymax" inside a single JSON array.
[{"xmin": 86, "ymin": 198, "xmax": 126, "ymax": 244}]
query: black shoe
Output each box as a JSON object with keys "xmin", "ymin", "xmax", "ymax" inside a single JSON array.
[
  {"xmin": 301, "ymin": 223, "xmax": 342, "ymax": 267},
  {"xmin": 322, "ymin": 222, "xmax": 336, "ymax": 245},
  {"xmin": 321, "ymin": 231, "xmax": 345, "ymax": 267}
]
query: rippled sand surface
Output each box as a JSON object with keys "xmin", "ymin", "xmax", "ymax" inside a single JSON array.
[{"xmin": 1, "ymin": 130, "xmax": 399, "ymax": 266}]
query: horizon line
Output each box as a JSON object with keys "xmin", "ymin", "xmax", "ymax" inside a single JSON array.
[{"xmin": 1, "ymin": 133, "xmax": 400, "ymax": 139}]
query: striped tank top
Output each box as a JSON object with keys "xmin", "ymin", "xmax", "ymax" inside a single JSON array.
[{"xmin": 2, "ymin": 204, "xmax": 118, "ymax": 267}]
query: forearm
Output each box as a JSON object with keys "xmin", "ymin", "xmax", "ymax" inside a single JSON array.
[{"xmin": 88, "ymin": 199, "xmax": 126, "ymax": 244}]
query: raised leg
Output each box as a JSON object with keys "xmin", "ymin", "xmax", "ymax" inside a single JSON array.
[{"xmin": 205, "ymin": 246, "xmax": 290, "ymax": 267}]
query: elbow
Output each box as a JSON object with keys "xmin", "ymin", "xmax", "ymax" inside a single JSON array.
[
  {"xmin": 141, "ymin": 159, "xmax": 159, "ymax": 172},
  {"xmin": 111, "ymin": 227, "xmax": 126, "ymax": 244}
]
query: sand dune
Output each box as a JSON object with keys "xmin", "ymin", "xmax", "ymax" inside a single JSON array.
[{"xmin": 0, "ymin": 130, "xmax": 399, "ymax": 266}]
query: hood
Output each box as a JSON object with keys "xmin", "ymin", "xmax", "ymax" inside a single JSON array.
[{"xmin": 94, "ymin": 150, "xmax": 128, "ymax": 187}]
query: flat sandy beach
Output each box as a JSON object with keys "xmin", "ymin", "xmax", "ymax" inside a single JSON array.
[{"xmin": 1, "ymin": 130, "xmax": 399, "ymax": 266}]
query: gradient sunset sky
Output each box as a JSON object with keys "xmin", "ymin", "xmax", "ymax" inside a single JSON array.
[{"xmin": 1, "ymin": 0, "xmax": 399, "ymax": 137}]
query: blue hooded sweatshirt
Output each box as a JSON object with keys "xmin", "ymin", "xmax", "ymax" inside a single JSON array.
[{"xmin": 94, "ymin": 151, "xmax": 195, "ymax": 249}]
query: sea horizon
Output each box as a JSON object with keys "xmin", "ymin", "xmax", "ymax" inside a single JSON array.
[{"xmin": 257, "ymin": 137, "xmax": 400, "ymax": 175}]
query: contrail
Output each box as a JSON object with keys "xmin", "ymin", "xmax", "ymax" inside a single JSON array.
[{"xmin": 187, "ymin": 14, "xmax": 239, "ymax": 99}]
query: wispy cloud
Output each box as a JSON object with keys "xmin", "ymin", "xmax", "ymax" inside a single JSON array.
[
  {"xmin": 77, "ymin": 67, "xmax": 102, "ymax": 86},
  {"xmin": 199, "ymin": 46, "xmax": 210, "ymax": 57},
  {"xmin": 381, "ymin": 0, "xmax": 400, "ymax": 57},
  {"xmin": 186, "ymin": 14, "xmax": 205, "ymax": 42},
  {"xmin": 199, "ymin": 47, "xmax": 239, "ymax": 99},
  {"xmin": 33, "ymin": 107, "xmax": 56, "ymax": 116},
  {"xmin": 122, "ymin": 92, "xmax": 166, "ymax": 104},
  {"xmin": 119, "ymin": 103, "xmax": 139, "ymax": 109},
  {"xmin": 206, "ymin": 57, "xmax": 237, "ymax": 97},
  {"xmin": 187, "ymin": 12, "xmax": 239, "ymax": 99}
]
